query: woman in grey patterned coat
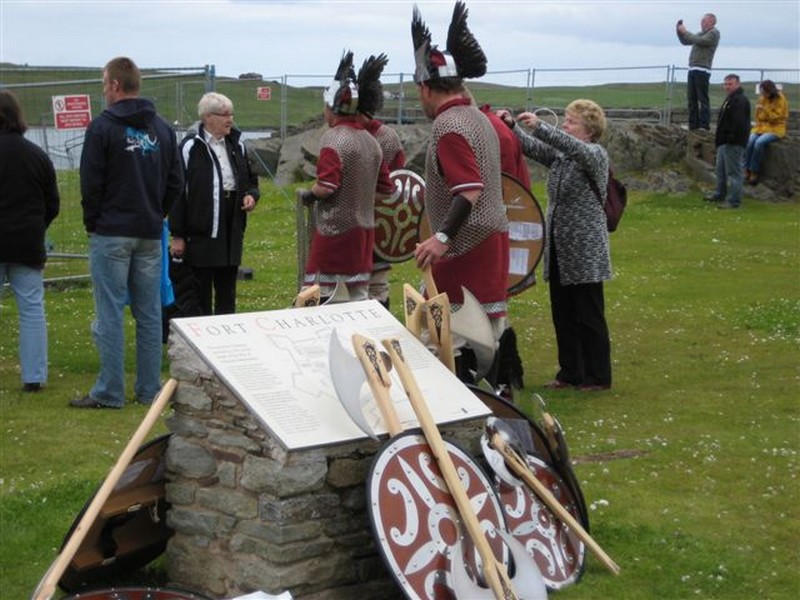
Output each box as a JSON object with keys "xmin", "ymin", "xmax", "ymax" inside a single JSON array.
[{"xmin": 498, "ymin": 100, "xmax": 612, "ymax": 391}]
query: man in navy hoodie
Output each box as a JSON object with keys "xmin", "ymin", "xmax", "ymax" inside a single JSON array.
[{"xmin": 72, "ymin": 56, "xmax": 183, "ymax": 409}]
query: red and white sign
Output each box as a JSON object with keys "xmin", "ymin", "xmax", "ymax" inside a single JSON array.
[
  {"xmin": 52, "ymin": 94, "xmax": 92, "ymax": 130},
  {"xmin": 256, "ymin": 86, "xmax": 272, "ymax": 101}
]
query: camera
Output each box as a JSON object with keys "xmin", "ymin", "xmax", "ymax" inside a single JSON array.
[{"xmin": 677, "ymin": 19, "xmax": 683, "ymax": 25}]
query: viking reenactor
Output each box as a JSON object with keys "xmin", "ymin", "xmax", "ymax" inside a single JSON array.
[
  {"xmin": 356, "ymin": 53, "xmax": 407, "ymax": 309},
  {"xmin": 299, "ymin": 51, "xmax": 392, "ymax": 303},
  {"xmin": 411, "ymin": 2, "xmax": 510, "ymax": 385}
]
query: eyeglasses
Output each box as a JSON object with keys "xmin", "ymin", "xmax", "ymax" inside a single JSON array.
[{"xmin": 211, "ymin": 112, "xmax": 234, "ymax": 118}]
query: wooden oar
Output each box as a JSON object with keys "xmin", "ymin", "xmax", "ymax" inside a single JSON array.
[
  {"xmin": 381, "ymin": 338, "xmax": 519, "ymax": 600},
  {"xmin": 31, "ymin": 379, "xmax": 179, "ymax": 600}
]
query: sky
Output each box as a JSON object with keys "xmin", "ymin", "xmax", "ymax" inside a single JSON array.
[{"xmin": 1, "ymin": 0, "xmax": 798, "ymax": 86}]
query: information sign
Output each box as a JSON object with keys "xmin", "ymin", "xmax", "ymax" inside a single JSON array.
[{"xmin": 172, "ymin": 300, "xmax": 490, "ymax": 450}]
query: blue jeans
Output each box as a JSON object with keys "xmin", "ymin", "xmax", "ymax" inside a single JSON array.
[
  {"xmin": 89, "ymin": 235, "xmax": 162, "ymax": 407},
  {"xmin": 0, "ymin": 263, "xmax": 48, "ymax": 385},
  {"xmin": 743, "ymin": 133, "xmax": 779, "ymax": 174},
  {"xmin": 688, "ymin": 70, "xmax": 711, "ymax": 130},
  {"xmin": 714, "ymin": 144, "xmax": 745, "ymax": 207}
]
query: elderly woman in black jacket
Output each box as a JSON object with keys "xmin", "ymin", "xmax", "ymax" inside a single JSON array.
[
  {"xmin": 498, "ymin": 100, "xmax": 612, "ymax": 391},
  {"xmin": 169, "ymin": 92, "xmax": 260, "ymax": 315}
]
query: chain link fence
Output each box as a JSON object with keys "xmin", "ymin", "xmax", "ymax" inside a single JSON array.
[{"xmin": 1, "ymin": 63, "xmax": 797, "ymax": 278}]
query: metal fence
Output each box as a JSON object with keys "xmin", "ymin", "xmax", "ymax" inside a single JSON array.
[{"xmin": 1, "ymin": 63, "xmax": 797, "ymax": 270}]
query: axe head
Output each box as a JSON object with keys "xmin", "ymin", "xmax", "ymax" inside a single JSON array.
[
  {"xmin": 323, "ymin": 279, "xmax": 351, "ymax": 305},
  {"xmin": 451, "ymin": 286, "xmax": 497, "ymax": 380},
  {"xmin": 481, "ymin": 416, "xmax": 528, "ymax": 488},
  {"xmin": 449, "ymin": 529, "xmax": 548, "ymax": 600},
  {"xmin": 328, "ymin": 329, "xmax": 379, "ymax": 440}
]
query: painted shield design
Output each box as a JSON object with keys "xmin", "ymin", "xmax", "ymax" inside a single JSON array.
[
  {"xmin": 417, "ymin": 174, "xmax": 545, "ymax": 296},
  {"xmin": 503, "ymin": 173, "xmax": 545, "ymax": 296},
  {"xmin": 494, "ymin": 455, "xmax": 586, "ymax": 590},
  {"xmin": 367, "ymin": 432, "xmax": 508, "ymax": 600},
  {"xmin": 374, "ymin": 169, "xmax": 426, "ymax": 263}
]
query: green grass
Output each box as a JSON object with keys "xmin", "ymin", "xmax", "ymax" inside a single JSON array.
[{"xmin": 1, "ymin": 177, "xmax": 799, "ymax": 599}]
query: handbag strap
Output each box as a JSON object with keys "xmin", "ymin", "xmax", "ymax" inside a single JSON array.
[{"xmin": 581, "ymin": 164, "xmax": 606, "ymax": 206}]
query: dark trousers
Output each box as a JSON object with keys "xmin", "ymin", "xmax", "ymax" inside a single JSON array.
[
  {"xmin": 195, "ymin": 265, "xmax": 238, "ymax": 315},
  {"xmin": 687, "ymin": 70, "xmax": 711, "ymax": 130},
  {"xmin": 549, "ymin": 251, "xmax": 611, "ymax": 386}
]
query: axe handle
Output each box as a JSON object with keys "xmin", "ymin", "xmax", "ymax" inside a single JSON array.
[
  {"xmin": 492, "ymin": 433, "xmax": 621, "ymax": 576},
  {"xmin": 383, "ymin": 339, "xmax": 518, "ymax": 600},
  {"xmin": 293, "ymin": 284, "xmax": 320, "ymax": 308},
  {"xmin": 423, "ymin": 265, "xmax": 438, "ymax": 297},
  {"xmin": 31, "ymin": 379, "xmax": 179, "ymax": 600},
  {"xmin": 352, "ymin": 335, "xmax": 403, "ymax": 437}
]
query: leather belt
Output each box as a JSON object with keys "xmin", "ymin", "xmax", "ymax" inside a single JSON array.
[{"xmin": 223, "ymin": 190, "xmax": 238, "ymax": 199}]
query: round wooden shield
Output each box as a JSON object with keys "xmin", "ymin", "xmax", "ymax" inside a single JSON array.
[
  {"xmin": 469, "ymin": 385, "xmax": 589, "ymax": 531},
  {"xmin": 503, "ymin": 173, "xmax": 545, "ymax": 296},
  {"xmin": 60, "ymin": 587, "xmax": 210, "ymax": 600},
  {"xmin": 367, "ymin": 432, "xmax": 508, "ymax": 600},
  {"xmin": 58, "ymin": 435, "xmax": 173, "ymax": 593},
  {"xmin": 493, "ymin": 455, "xmax": 586, "ymax": 590},
  {"xmin": 374, "ymin": 169, "xmax": 426, "ymax": 263},
  {"xmin": 416, "ymin": 173, "xmax": 545, "ymax": 296}
]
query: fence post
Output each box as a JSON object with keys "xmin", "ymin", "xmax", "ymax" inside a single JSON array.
[
  {"xmin": 397, "ymin": 72, "xmax": 405, "ymax": 125},
  {"xmin": 528, "ymin": 68, "xmax": 536, "ymax": 111},
  {"xmin": 205, "ymin": 64, "xmax": 215, "ymax": 93},
  {"xmin": 281, "ymin": 75, "xmax": 288, "ymax": 141},
  {"xmin": 663, "ymin": 65, "xmax": 673, "ymax": 125}
]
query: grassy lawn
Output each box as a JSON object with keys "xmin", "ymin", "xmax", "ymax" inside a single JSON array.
[{"xmin": 1, "ymin": 176, "xmax": 798, "ymax": 599}]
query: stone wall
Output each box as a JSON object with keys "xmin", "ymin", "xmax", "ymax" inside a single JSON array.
[
  {"xmin": 247, "ymin": 116, "xmax": 799, "ymax": 201},
  {"xmin": 164, "ymin": 332, "xmax": 486, "ymax": 599}
]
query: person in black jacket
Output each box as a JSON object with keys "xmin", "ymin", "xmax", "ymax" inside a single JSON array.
[
  {"xmin": 72, "ymin": 56, "xmax": 183, "ymax": 409},
  {"xmin": 0, "ymin": 90, "xmax": 60, "ymax": 393},
  {"xmin": 168, "ymin": 92, "xmax": 260, "ymax": 316},
  {"xmin": 706, "ymin": 74, "xmax": 751, "ymax": 209}
]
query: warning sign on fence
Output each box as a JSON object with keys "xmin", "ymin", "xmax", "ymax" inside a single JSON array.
[
  {"xmin": 256, "ymin": 86, "xmax": 271, "ymax": 101},
  {"xmin": 52, "ymin": 94, "xmax": 92, "ymax": 130}
]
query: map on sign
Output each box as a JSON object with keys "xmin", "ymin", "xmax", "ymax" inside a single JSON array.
[{"xmin": 171, "ymin": 300, "xmax": 490, "ymax": 450}]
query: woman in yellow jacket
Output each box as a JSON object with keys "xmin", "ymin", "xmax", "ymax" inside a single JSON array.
[{"xmin": 743, "ymin": 79, "xmax": 789, "ymax": 185}]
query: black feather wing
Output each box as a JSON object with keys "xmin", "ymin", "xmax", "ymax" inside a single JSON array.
[
  {"xmin": 334, "ymin": 50, "xmax": 355, "ymax": 82},
  {"xmin": 446, "ymin": 1, "xmax": 486, "ymax": 78},
  {"xmin": 357, "ymin": 53, "xmax": 389, "ymax": 115}
]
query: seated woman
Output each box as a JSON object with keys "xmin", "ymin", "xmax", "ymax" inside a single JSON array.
[{"xmin": 744, "ymin": 80, "xmax": 789, "ymax": 185}]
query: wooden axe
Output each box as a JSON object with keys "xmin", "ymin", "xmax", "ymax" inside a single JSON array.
[
  {"xmin": 381, "ymin": 338, "xmax": 546, "ymax": 600},
  {"xmin": 485, "ymin": 417, "xmax": 621, "ymax": 576},
  {"xmin": 420, "ymin": 266, "xmax": 456, "ymax": 373}
]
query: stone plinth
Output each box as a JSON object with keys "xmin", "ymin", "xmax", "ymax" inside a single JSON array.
[{"xmin": 163, "ymin": 331, "xmax": 485, "ymax": 599}]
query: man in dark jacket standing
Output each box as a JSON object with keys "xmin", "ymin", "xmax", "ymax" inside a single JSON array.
[
  {"xmin": 72, "ymin": 56, "xmax": 183, "ymax": 409},
  {"xmin": 708, "ymin": 74, "xmax": 750, "ymax": 210},
  {"xmin": 169, "ymin": 92, "xmax": 259, "ymax": 316}
]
